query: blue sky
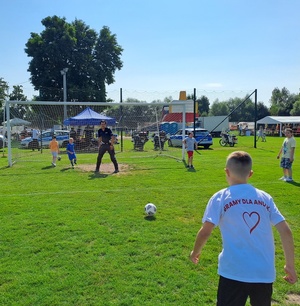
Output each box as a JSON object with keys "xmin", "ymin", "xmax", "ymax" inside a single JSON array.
[{"xmin": 1, "ymin": 0, "xmax": 299, "ymax": 105}]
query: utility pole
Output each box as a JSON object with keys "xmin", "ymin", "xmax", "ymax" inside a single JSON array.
[{"xmin": 60, "ymin": 68, "xmax": 68, "ymax": 120}]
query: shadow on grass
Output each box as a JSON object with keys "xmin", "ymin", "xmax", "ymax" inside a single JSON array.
[
  {"xmin": 60, "ymin": 167, "xmax": 75, "ymax": 172},
  {"xmin": 286, "ymin": 181, "xmax": 300, "ymax": 188},
  {"xmin": 88, "ymin": 172, "xmax": 108, "ymax": 180},
  {"xmin": 41, "ymin": 165, "xmax": 55, "ymax": 170},
  {"xmin": 183, "ymin": 159, "xmax": 197, "ymax": 172},
  {"xmin": 144, "ymin": 215, "xmax": 156, "ymax": 221}
]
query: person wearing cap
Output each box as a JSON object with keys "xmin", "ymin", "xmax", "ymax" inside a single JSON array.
[{"xmin": 95, "ymin": 120, "xmax": 119, "ymax": 173}]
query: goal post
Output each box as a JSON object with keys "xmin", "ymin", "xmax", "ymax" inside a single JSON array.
[{"xmin": 4, "ymin": 100, "xmax": 187, "ymax": 167}]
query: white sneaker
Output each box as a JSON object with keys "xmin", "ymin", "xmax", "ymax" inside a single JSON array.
[
  {"xmin": 279, "ymin": 176, "xmax": 286, "ymax": 180},
  {"xmin": 285, "ymin": 178, "xmax": 293, "ymax": 182}
]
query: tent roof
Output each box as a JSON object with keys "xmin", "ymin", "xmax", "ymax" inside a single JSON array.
[
  {"xmin": 257, "ymin": 116, "xmax": 300, "ymax": 125},
  {"xmin": 64, "ymin": 107, "xmax": 116, "ymax": 126},
  {"xmin": 3, "ymin": 118, "xmax": 31, "ymax": 127}
]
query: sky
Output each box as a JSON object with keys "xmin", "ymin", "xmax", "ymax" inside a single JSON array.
[{"xmin": 1, "ymin": 0, "xmax": 300, "ymax": 106}]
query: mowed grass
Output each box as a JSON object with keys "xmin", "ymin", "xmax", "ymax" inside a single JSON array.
[{"xmin": 0, "ymin": 136, "xmax": 299, "ymax": 305}]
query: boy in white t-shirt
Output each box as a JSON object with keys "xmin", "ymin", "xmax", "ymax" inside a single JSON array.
[{"xmin": 190, "ymin": 151, "xmax": 297, "ymax": 306}]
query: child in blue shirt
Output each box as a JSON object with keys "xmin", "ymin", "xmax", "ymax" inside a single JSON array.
[{"xmin": 66, "ymin": 137, "xmax": 77, "ymax": 168}]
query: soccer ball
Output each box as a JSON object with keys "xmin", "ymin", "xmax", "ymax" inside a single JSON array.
[
  {"xmin": 57, "ymin": 156, "xmax": 61, "ymax": 161},
  {"xmin": 145, "ymin": 203, "xmax": 157, "ymax": 216}
]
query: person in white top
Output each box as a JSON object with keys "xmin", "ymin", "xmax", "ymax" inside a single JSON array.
[
  {"xmin": 190, "ymin": 151, "xmax": 297, "ymax": 306},
  {"xmin": 277, "ymin": 128, "xmax": 296, "ymax": 182},
  {"xmin": 31, "ymin": 128, "xmax": 39, "ymax": 151}
]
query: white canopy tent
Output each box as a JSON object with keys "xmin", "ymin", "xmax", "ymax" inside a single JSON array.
[{"xmin": 257, "ymin": 116, "xmax": 300, "ymax": 136}]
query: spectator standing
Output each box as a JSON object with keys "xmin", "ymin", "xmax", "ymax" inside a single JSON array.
[
  {"xmin": 257, "ymin": 126, "xmax": 266, "ymax": 142},
  {"xmin": 277, "ymin": 128, "xmax": 296, "ymax": 182},
  {"xmin": 70, "ymin": 127, "xmax": 77, "ymax": 141},
  {"xmin": 239, "ymin": 124, "xmax": 243, "ymax": 136},
  {"xmin": 31, "ymin": 128, "xmax": 39, "ymax": 151}
]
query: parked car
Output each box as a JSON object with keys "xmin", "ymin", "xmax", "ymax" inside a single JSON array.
[
  {"xmin": 20, "ymin": 130, "xmax": 70, "ymax": 149},
  {"xmin": 168, "ymin": 128, "xmax": 213, "ymax": 149},
  {"xmin": 0, "ymin": 135, "xmax": 7, "ymax": 148}
]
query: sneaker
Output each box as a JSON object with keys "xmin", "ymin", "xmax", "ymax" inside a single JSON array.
[
  {"xmin": 113, "ymin": 169, "xmax": 119, "ymax": 174},
  {"xmin": 279, "ymin": 176, "xmax": 286, "ymax": 180},
  {"xmin": 94, "ymin": 169, "xmax": 99, "ymax": 173},
  {"xmin": 285, "ymin": 178, "xmax": 293, "ymax": 182},
  {"xmin": 186, "ymin": 165, "xmax": 190, "ymax": 168},
  {"xmin": 53, "ymin": 163, "xmax": 56, "ymax": 167},
  {"xmin": 190, "ymin": 165, "xmax": 194, "ymax": 169}
]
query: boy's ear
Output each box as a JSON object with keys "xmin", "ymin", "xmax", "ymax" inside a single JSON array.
[
  {"xmin": 225, "ymin": 168, "xmax": 230, "ymax": 176},
  {"xmin": 248, "ymin": 170, "xmax": 254, "ymax": 178}
]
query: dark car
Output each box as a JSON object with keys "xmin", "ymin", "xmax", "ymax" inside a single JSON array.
[{"xmin": 168, "ymin": 128, "xmax": 213, "ymax": 149}]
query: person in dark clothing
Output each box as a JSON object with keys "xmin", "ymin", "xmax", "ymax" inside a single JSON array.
[
  {"xmin": 70, "ymin": 127, "xmax": 77, "ymax": 141},
  {"xmin": 95, "ymin": 120, "xmax": 119, "ymax": 174}
]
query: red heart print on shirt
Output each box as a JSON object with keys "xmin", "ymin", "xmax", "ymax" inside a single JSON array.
[{"xmin": 242, "ymin": 212, "xmax": 260, "ymax": 234}]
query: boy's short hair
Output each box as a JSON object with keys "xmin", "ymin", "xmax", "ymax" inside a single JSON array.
[
  {"xmin": 100, "ymin": 120, "xmax": 107, "ymax": 124},
  {"xmin": 52, "ymin": 135, "xmax": 56, "ymax": 139},
  {"xmin": 285, "ymin": 128, "xmax": 293, "ymax": 134},
  {"xmin": 226, "ymin": 151, "xmax": 252, "ymax": 177}
]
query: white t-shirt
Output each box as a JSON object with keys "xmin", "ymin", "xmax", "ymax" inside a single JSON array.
[
  {"xmin": 202, "ymin": 184, "xmax": 285, "ymax": 283},
  {"xmin": 32, "ymin": 129, "xmax": 39, "ymax": 139},
  {"xmin": 282, "ymin": 136, "xmax": 296, "ymax": 159}
]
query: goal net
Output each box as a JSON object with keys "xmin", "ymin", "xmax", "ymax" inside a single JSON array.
[
  {"xmin": 4, "ymin": 100, "xmax": 190, "ymax": 166},
  {"xmin": 3, "ymin": 88, "xmax": 255, "ymax": 166}
]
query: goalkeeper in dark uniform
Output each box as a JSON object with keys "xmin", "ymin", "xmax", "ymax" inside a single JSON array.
[{"xmin": 95, "ymin": 120, "xmax": 119, "ymax": 174}]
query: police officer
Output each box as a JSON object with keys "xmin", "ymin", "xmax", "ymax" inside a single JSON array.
[{"xmin": 95, "ymin": 120, "xmax": 119, "ymax": 173}]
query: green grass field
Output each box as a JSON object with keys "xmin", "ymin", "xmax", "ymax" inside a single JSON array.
[{"xmin": 0, "ymin": 136, "xmax": 299, "ymax": 305}]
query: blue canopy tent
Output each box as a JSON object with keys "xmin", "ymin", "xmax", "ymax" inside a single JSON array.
[{"xmin": 63, "ymin": 107, "xmax": 116, "ymax": 126}]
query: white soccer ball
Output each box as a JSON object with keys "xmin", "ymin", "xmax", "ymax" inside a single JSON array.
[{"xmin": 145, "ymin": 203, "xmax": 157, "ymax": 216}]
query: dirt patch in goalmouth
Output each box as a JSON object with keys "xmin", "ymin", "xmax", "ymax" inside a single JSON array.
[
  {"xmin": 285, "ymin": 293, "xmax": 300, "ymax": 305},
  {"xmin": 77, "ymin": 163, "xmax": 130, "ymax": 174}
]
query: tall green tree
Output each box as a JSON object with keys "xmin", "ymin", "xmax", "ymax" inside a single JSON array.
[
  {"xmin": 197, "ymin": 95, "xmax": 210, "ymax": 116},
  {"xmin": 9, "ymin": 85, "xmax": 27, "ymax": 101},
  {"xmin": 290, "ymin": 95, "xmax": 300, "ymax": 115},
  {"xmin": 25, "ymin": 16, "xmax": 123, "ymax": 106},
  {"xmin": 9, "ymin": 85, "xmax": 29, "ymax": 119},
  {"xmin": 0, "ymin": 78, "xmax": 9, "ymax": 120},
  {"xmin": 0, "ymin": 78, "xmax": 9, "ymax": 101},
  {"xmin": 269, "ymin": 87, "xmax": 296, "ymax": 116},
  {"xmin": 257, "ymin": 102, "xmax": 270, "ymax": 120},
  {"xmin": 209, "ymin": 100, "xmax": 229, "ymax": 116}
]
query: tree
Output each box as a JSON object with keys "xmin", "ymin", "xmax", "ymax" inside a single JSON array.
[
  {"xmin": 209, "ymin": 100, "xmax": 229, "ymax": 116},
  {"xmin": 197, "ymin": 95, "xmax": 210, "ymax": 116},
  {"xmin": 256, "ymin": 102, "xmax": 270, "ymax": 120},
  {"xmin": 0, "ymin": 78, "xmax": 9, "ymax": 101},
  {"xmin": 0, "ymin": 78, "xmax": 9, "ymax": 120},
  {"xmin": 269, "ymin": 87, "xmax": 296, "ymax": 116},
  {"xmin": 25, "ymin": 16, "xmax": 123, "ymax": 106},
  {"xmin": 290, "ymin": 96, "xmax": 300, "ymax": 115},
  {"xmin": 9, "ymin": 85, "xmax": 27, "ymax": 101},
  {"xmin": 9, "ymin": 85, "xmax": 29, "ymax": 119}
]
